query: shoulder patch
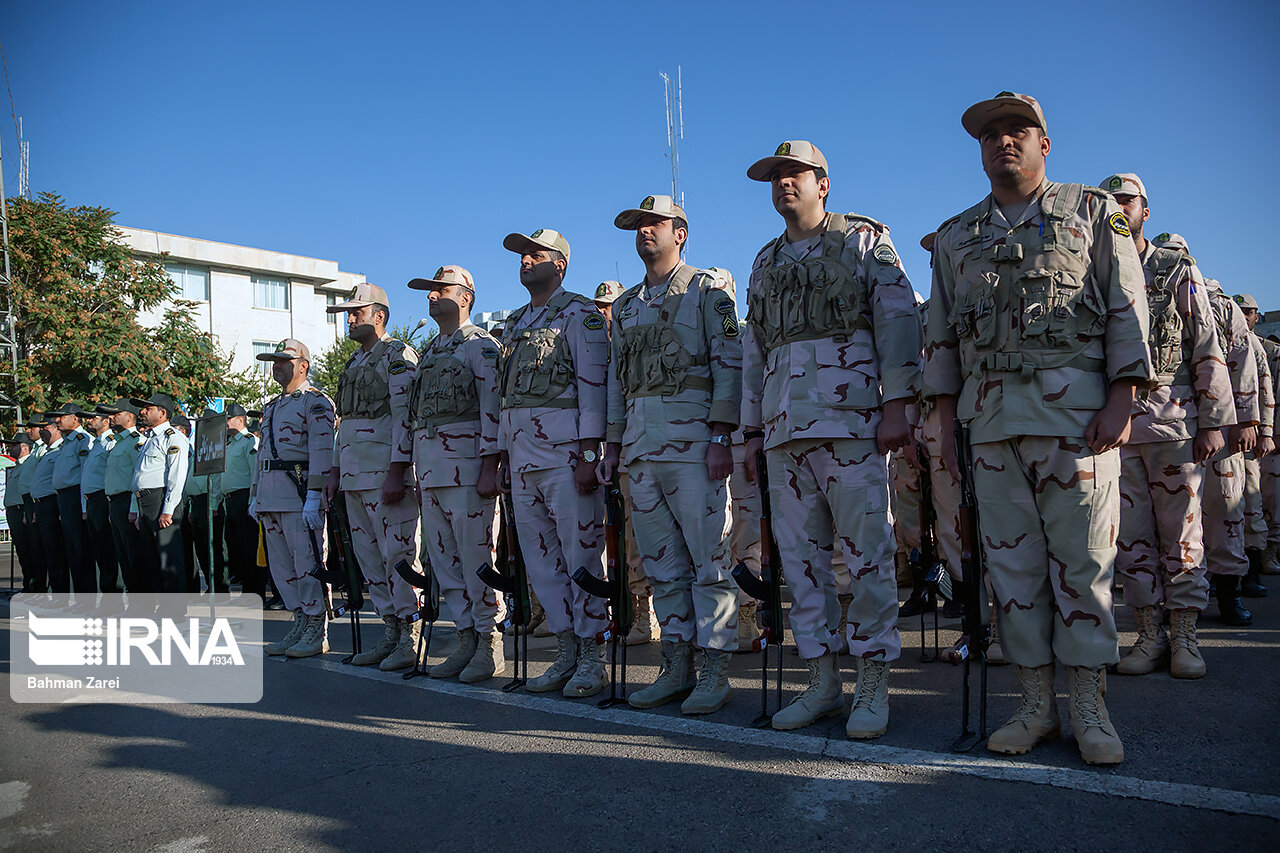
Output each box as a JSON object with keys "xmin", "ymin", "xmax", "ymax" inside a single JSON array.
[
  {"xmin": 722, "ymin": 315, "xmax": 740, "ymax": 338},
  {"xmin": 310, "ymin": 403, "xmax": 326, "ymax": 415},
  {"xmin": 389, "ymin": 360, "xmax": 408, "ymax": 375},
  {"xmin": 291, "ymin": 389, "xmax": 303, "ymax": 398},
  {"xmin": 167, "ymin": 446, "xmax": 179, "ymax": 455},
  {"xmin": 873, "ymin": 244, "xmax": 898, "ymax": 265},
  {"xmin": 79, "ymin": 448, "xmax": 89, "ymax": 456},
  {"xmin": 481, "ymin": 346, "xmax": 500, "ymax": 361},
  {"xmin": 1108, "ymin": 212, "xmax": 1131, "ymax": 238},
  {"xmin": 583, "ymin": 314, "xmax": 605, "ymax": 331},
  {"xmin": 714, "ymin": 296, "xmax": 735, "ymax": 316}
]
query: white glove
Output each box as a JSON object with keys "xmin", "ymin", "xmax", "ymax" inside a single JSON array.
[
  {"xmin": 303, "ymin": 490, "xmax": 324, "ymax": 530},
  {"xmin": 248, "ymin": 498, "xmax": 259, "ymax": 521}
]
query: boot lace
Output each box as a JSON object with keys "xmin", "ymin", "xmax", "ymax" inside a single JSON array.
[
  {"xmin": 1072, "ymin": 668, "xmax": 1105, "ymax": 727},
  {"xmin": 1009, "ymin": 667, "xmax": 1044, "ymax": 724},
  {"xmin": 851, "ymin": 661, "xmax": 885, "ymax": 711}
]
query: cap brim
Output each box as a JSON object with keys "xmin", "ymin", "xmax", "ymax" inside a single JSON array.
[
  {"xmin": 406, "ymin": 277, "xmax": 474, "ymax": 292},
  {"xmin": 961, "ymin": 99, "xmax": 1043, "ymax": 139},
  {"xmin": 502, "ymin": 233, "xmax": 545, "ymax": 256},
  {"xmin": 128, "ymin": 398, "xmax": 152, "ymax": 408},
  {"xmin": 746, "ymin": 155, "xmax": 823, "ymax": 182},
  {"xmin": 613, "ymin": 209, "xmax": 680, "ymax": 230},
  {"xmin": 326, "ymin": 299, "xmax": 373, "ymax": 313},
  {"xmin": 247, "ymin": 410, "xmax": 263, "ymax": 419},
  {"xmin": 255, "ymin": 351, "xmax": 303, "ymax": 361}
]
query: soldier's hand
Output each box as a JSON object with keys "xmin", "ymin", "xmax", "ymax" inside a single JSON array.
[
  {"xmin": 573, "ymin": 458, "xmax": 598, "ymax": 495},
  {"xmin": 1259, "ymin": 434, "xmax": 1276, "ymax": 458},
  {"xmin": 476, "ymin": 457, "xmax": 502, "ymax": 499},
  {"xmin": 381, "ymin": 466, "xmax": 408, "ymax": 505},
  {"xmin": 1229, "ymin": 424, "xmax": 1258, "ymax": 455},
  {"xmin": 130, "ymin": 512, "xmax": 139, "ymax": 529},
  {"xmin": 303, "ymin": 490, "xmax": 324, "ymax": 530},
  {"xmin": 499, "ymin": 451, "xmax": 512, "ymax": 494},
  {"xmin": 1193, "ymin": 427, "xmax": 1225, "ymax": 464},
  {"xmin": 1085, "ymin": 399, "xmax": 1133, "ymax": 453},
  {"xmin": 598, "ymin": 443, "xmax": 621, "ymax": 485},
  {"xmin": 743, "ymin": 436, "xmax": 764, "ymax": 484},
  {"xmin": 706, "ymin": 441, "xmax": 733, "ymax": 482},
  {"xmin": 322, "ymin": 470, "xmax": 340, "ymax": 508},
  {"xmin": 903, "ymin": 436, "xmax": 927, "ymax": 471},
  {"xmin": 158, "ymin": 513, "xmax": 174, "ymax": 529},
  {"xmin": 877, "ymin": 400, "xmax": 911, "ymax": 456}
]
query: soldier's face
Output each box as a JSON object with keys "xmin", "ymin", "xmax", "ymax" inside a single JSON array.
[
  {"xmin": 24, "ymin": 426, "xmax": 40, "ymax": 440},
  {"xmin": 1244, "ymin": 308, "xmax": 1259, "ymax": 331},
  {"xmin": 427, "ymin": 284, "xmax": 469, "ymax": 319},
  {"xmin": 55, "ymin": 414, "xmax": 80, "ymax": 432},
  {"xmin": 227, "ymin": 415, "xmax": 246, "ymax": 433},
  {"xmin": 979, "ymin": 118, "xmax": 1050, "ymax": 184},
  {"xmin": 594, "ymin": 302, "xmax": 613, "ymax": 325},
  {"xmin": 634, "ymin": 215, "xmax": 684, "ymax": 262},
  {"xmin": 519, "ymin": 250, "xmax": 564, "ymax": 288},
  {"xmin": 138, "ymin": 405, "xmax": 160, "ymax": 428},
  {"xmin": 346, "ymin": 305, "xmax": 379, "ymax": 341},
  {"xmin": 271, "ymin": 358, "xmax": 301, "ymax": 387},
  {"xmin": 85, "ymin": 415, "xmax": 106, "ymax": 433},
  {"xmin": 770, "ymin": 164, "xmax": 828, "ymax": 219},
  {"xmin": 40, "ymin": 425, "xmax": 60, "ymax": 444},
  {"xmin": 1112, "ymin": 193, "xmax": 1149, "ymax": 238}
]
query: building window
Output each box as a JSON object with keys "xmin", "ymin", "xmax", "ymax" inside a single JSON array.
[
  {"xmin": 254, "ymin": 275, "xmax": 290, "ymax": 310},
  {"xmin": 252, "ymin": 341, "xmax": 276, "ymax": 374},
  {"xmin": 166, "ymin": 263, "xmax": 211, "ymax": 301},
  {"xmin": 326, "ymin": 293, "xmax": 337, "ymax": 324}
]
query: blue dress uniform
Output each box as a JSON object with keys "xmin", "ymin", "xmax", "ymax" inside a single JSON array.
[
  {"xmin": 81, "ymin": 425, "xmax": 119, "ymax": 594},
  {"xmin": 47, "ymin": 403, "xmax": 97, "ymax": 599},
  {"xmin": 18, "ymin": 430, "xmax": 47, "ymax": 592},
  {"xmin": 99, "ymin": 399, "xmax": 144, "ymax": 593},
  {"xmin": 30, "ymin": 429, "xmax": 65, "ymax": 594},
  {"xmin": 129, "ymin": 397, "xmax": 189, "ymax": 601},
  {"xmin": 4, "ymin": 438, "xmax": 36, "ymax": 591}
]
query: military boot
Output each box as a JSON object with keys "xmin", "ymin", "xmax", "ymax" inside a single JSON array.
[
  {"xmin": 265, "ymin": 609, "xmax": 306, "ymax": 656},
  {"xmin": 845, "ymin": 658, "xmax": 890, "ymax": 739},
  {"xmin": 942, "ymin": 579, "xmax": 967, "ymax": 619},
  {"xmin": 1214, "ymin": 575, "xmax": 1252, "ymax": 626},
  {"xmin": 986, "ymin": 616, "xmax": 1006, "ymax": 665},
  {"xmin": 526, "ymin": 631, "xmax": 578, "ymax": 692},
  {"xmin": 681, "ymin": 649, "xmax": 732, "ymax": 715},
  {"xmin": 285, "ymin": 612, "xmax": 329, "ymax": 658},
  {"xmin": 771, "ymin": 654, "xmax": 843, "ymax": 731},
  {"xmin": 460, "ymin": 630, "xmax": 505, "ymax": 683},
  {"xmin": 1116, "ymin": 605, "xmax": 1168, "ymax": 674},
  {"xmin": 625, "ymin": 595, "xmax": 658, "ymax": 646},
  {"xmin": 379, "ymin": 617, "xmax": 420, "ymax": 671},
  {"xmin": 1242, "ymin": 549, "xmax": 1268, "ymax": 598},
  {"xmin": 897, "ymin": 566, "xmax": 936, "ymax": 618},
  {"xmin": 1065, "ymin": 666, "xmax": 1124, "ymax": 765},
  {"xmin": 1169, "ymin": 609, "xmax": 1206, "ymax": 679},
  {"xmin": 629, "ymin": 639, "xmax": 695, "ymax": 708},
  {"xmin": 530, "ymin": 596, "xmax": 553, "ymax": 638},
  {"xmin": 1261, "ymin": 542, "xmax": 1280, "ymax": 575},
  {"xmin": 564, "ymin": 636, "xmax": 608, "ymax": 698},
  {"xmin": 350, "ymin": 614, "xmax": 401, "ymax": 666},
  {"xmin": 986, "ymin": 664, "xmax": 1059, "ymax": 755},
  {"xmin": 430, "ymin": 627, "xmax": 478, "ymax": 678},
  {"xmin": 734, "ymin": 603, "xmax": 760, "ymax": 653}
]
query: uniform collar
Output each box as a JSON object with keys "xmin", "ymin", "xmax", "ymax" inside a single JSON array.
[
  {"xmin": 984, "ymin": 177, "xmax": 1053, "ymax": 230},
  {"xmin": 46, "ymin": 437, "xmax": 63, "ymax": 450}
]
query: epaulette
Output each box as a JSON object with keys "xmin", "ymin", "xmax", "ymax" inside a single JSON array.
[
  {"xmin": 164, "ymin": 427, "xmax": 175, "ymax": 436},
  {"xmin": 1080, "ymin": 185, "xmax": 1111, "ymax": 200},
  {"xmin": 934, "ymin": 211, "xmax": 964, "ymax": 236},
  {"xmin": 567, "ymin": 293, "xmax": 593, "ymax": 307},
  {"xmin": 841, "ymin": 211, "xmax": 888, "ymax": 232}
]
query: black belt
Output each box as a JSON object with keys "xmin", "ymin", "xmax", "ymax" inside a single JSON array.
[
  {"xmin": 261, "ymin": 460, "xmax": 307, "ymax": 472},
  {"xmin": 35, "ymin": 494, "xmax": 58, "ymax": 503},
  {"xmin": 137, "ymin": 487, "xmax": 164, "ymax": 496}
]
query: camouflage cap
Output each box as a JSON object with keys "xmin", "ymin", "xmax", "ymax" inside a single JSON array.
[
  {"xmin": 747, "ymin": 140, "xmax": 828, "ymax": 182},
  {"xmin": 614, "ymin": 195, "xmax": 688, "ymax": 230},
  {"xmin": 1100, "ymin": 173, "xmax": 1147, "ymax": 201},
  {"xmin": 593, "ymin": 281, "xmax": 625, "ymax": 305},
  {"xmin": 1234, "ymin": 293, "xmax": 1260, "ymax": 311},
  {"xmin": 407, "ymin": 265, "xmax": 476, "ymax": 293},
  {"xmin": 1155, "ymin": 232, "xmax": 1190, "ymax": 254},
  {"xmin": 255, "ymin": 337, "xmax": 311, "ymax": 362},
  {"xmin": 502, "ymin": 229, "xmax": 571, "ymax": 263},
  {"xmin": 961, "ymin": 91, "xmax": 1047, "ymax": 139},
  {"xmin": 326, "ymin": 282, "xmax": 389, "ymax": 314}
]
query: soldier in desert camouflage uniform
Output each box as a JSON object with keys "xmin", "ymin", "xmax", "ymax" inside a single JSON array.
[
  {"xmin": 926, "ymin": 93, "xmax": 1152, "ymax": 765},
  {"xmin": 1233, "ymin": 293, "xmax": 1276, "ymax": 597},
  {"xmin": 406, "ymin": 265, "xmax": 509, "ymax": 682},
  {"xmin": 496, "ymin": 228, "xmax": 611, "ymax": 698},
  {"xmin": 323, "ymin": 283, "xmax": 424, "ymax": 671},
  {"xmin": 728, "ymin": 424, "xmax": 763, "ymax": 652},
  {"xmin": 1097, "ymin": 175, "xmax": 1232, "ymax": 681},
  {"xmin": 253, "ymin": 339, "xmax": 337, "ymax": 658},
  {"xmin": 741, "ymin": 140, "xmax": 920, "ymax": 738},
  {"xmin": 597, "ymin": 194, "xmax": 742, "ymax": 715}
]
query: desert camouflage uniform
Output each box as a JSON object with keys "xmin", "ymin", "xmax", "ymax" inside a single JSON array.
[
  {"xmin": 728, "ymin": 428, "xmax": 762, "ymax": 602},
  {"xmin": 1116, "ymin": 243, "xmax": 1232, "ymax": 612},
  {"xmin": 334, "ymin": 334, "xmax": 422, "ymax": 618},
  {"xmin": 1242, "ymin": 333, "xmax": 1274, "ymax": 551},
  {"xmin": 925, "ymin": 179, "xmax": 1152, "ymax": 669},
  {"xmin": 606, "ymin": 263, "xmax": 741, "ymax": 650},
  {"xmin": 411, "ymin": 323, "xmax": 507, "ymax": 633},
  {"xmin": 499, "ymin": 286, "xmax": 609, "ymax": 640},
  {"xmin": 1260, "ymin": 337, "xmax": 1280, "ymax": 553},
  {"xmin": 742, "ymin": 211, "xmax": 921, "ymax": 661},
  {"xmin": 254, "ymin": 384, "xmax": 336, "ymax": 615}
]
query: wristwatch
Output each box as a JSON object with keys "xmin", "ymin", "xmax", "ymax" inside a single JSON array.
[
  {"xmin": 710, "ymin": 435, "xmax": 732, "ymax": 448},
  {"xmin": 580, "ymin": 449, "xmax": 599, "ymax": 464}
]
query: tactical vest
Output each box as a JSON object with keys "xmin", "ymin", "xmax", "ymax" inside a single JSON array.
[
  {"xmin": 946, "ymin": 184, "xmax": 1105, "ymax": 378},
  {"xmin": 500, "ymin": 290, "xmax": 581, "ymax": 410},
  {"xmin": 1207, "ymin": 289, "xmax": 1233, "ymax": 347},
  {"xmin": 745, "ymin": 212, "xmax": 870, "ymax": 351},
  {"xmin": 1144, "ymin": 246, "xmax": 1192, "ymax": 386},
  {"xmin": 409, "ymin": 326, "xmax": 489, "ymax": 432},
  {"xmin": 615, "ymin": 264, "xmax": 714, "ymax": 398},
  {"xmin": 335, "ymin": 337, "xmax": 396, "ymax": 419}
]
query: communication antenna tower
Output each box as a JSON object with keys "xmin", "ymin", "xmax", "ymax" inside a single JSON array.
[
  {"xmin": 17, "ymin": 117, "xmax": 29, "ymax": 200},
  {"xmin": 0, "ymin": 134, "xmax": 24, "ymax": 424},
  {"xmin": 660, "ymin": 67, "xmax": 684, "ymax": 209}
]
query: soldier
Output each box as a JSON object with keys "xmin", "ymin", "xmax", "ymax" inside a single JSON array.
[
  {"xmin": 597, "ymin": 194, "xmax": 742, "ymax": 714},
  {"xmin": 1233, "ymin": 293, "xmax": 1276, "ymax": 597},
  {"xmin": 254, "ymin": 338, "xmax": 337, "ymax": 657},
  {"xmin": 1097, "ymin": 174, "xmax": 1232, "ymax": 680},
  {"xmin": 46, "ymin": 403, "xmax": 96, "ymax": 609},
  {"xmin": 98, "ymin": 400, "xmax": 143, "ymax": 596},
  {"xmin": 222, "ymin": 403, "xmax": 264, "ymax": 601},
  {"xmin": 128, "ymin": 393, "xmax": 190, "ymax": 611},
  {"xmin": 595, "ymin": 277, "xmax": 658, "ymax": 645},
  {"xmin": 406, "ymin": 266, "xmax": 507, "ymax": 680},
  {"xmin": 728, "ymin": 424, "xmax": 764, "ymax": 652},
  {"xmin": 741, "ymin": 140, "xmax": 920, "ymax": 737},
  {"xmin": 31, "ymin": 416, "xmax": 68, "ymax": 600},
  {"xmin": 4, "ymin": 435, "xmax": 36, "ymax": 591},
  {"xmin": 171, "ymin": 413, "xmax": 200, "ymax": 592},
  {"xmin": 496, "ymin": 227, "xmax": 611, "ymax": 697},
  {"xmin": 18, "ymin": 420, "xmax": 48, "ymax": 594},
  {"xmin": 81, "ymin": 407, "xmax": 120, "ymax": 596},
  {"xmin": 925, "ymin": 93, "xmax": 1152, "ymax": 765},
  {"xmin": 322, "ymin": 283, "xmax": 423, "ymax": 671}
]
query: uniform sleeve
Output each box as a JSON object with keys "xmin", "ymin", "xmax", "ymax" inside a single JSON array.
[
  {"xmin": 862, "ymin": 229, "xmax": 922, "ymax": 404},
  {"xmin": 571, "ymin": 303, "xmax": 609, "ymax": 442},
  {"xmin": 701, "ymin": 270, "xmax": 743, "ymax": 426},
  {"xmin": 605, "ymin": 308, "xmax": 626, "ymax": 444},
  {"xmin": 210, "ymin": 472, "xmax": 223, "ymax": 507},
  {"xmin": 386, "ymin": 344, "xmax": 418, "ymax": 466},
  {"xmin": 1222, "ymin": 299, "xmax": 1259, "ymax": 425},
  {"xmin": 923, "ymin": 229, "xmax": 963, "ymax": 399},
  {"xmin": 496, "ymin": 328, "xmax": 510, "ymax": 456},
  {"xmin": 162, "ymin": 432, "xmax": 189, "ymax": 516},
  {"xmin": 1181, "ymin": 269, "xmax": 1234, "ymax": 431},
  {"xmin": 250, "ymin": 408, "xmax": 264, "ymax": 500},
  {"xmin": 740, "ymin": 251, "xmax": 770, "ymax": 430},
  {"xmin": 472, "ymin": 336, "xmax": 502, "ymax": 457},
  {"xmin": 1252, "ymin": 335, "xmax": 1274, "ymax": 435},
  {"xmin": 306, "ymin": 393, "xmax": 337, "ymax": 489},
  {"xmin": 1091, "ymin": 193, "xmax": 1153, "ymax": 386}
]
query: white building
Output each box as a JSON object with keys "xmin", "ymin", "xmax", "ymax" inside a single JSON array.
[{"xmin": 117, "ymin": 226, "xmax": 362, "ymax": 374}]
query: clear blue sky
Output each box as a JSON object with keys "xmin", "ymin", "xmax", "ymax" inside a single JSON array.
[{"xmin": 5, "ymin": 1, "xmax": 1278, "ymax": 338}]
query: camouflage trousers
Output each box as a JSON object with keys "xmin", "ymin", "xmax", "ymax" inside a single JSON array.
[
  {"xmin": 260, "ymin": 511, "xmax": 329, "ymax": 617},
  {"xmin": 420, "ymin": 484, "xmax": 506, "ymax": 632},
  {"xmin": 627, "ymin": 458, "xmax": 738, "ymax": 650},
  {"xmin": 618, "ymin": 471, "xmax": 649, "ymax": 598},
  {"xmin": 1203, "ymin": 451, "xmax": 1248, "ymax": 577},
  {"xmin": 1263, "ymin": 454, "xmax": 1280, "ymax": 549},
  {"xmin": 892, "ymin": 447, "xmax": 922, "ymax": 554},
  {"xmin": 1244, "ymin": 456, "xmax": 1267, "ymax": 551},
  {"xmin": 766, "ymin": 437, "xmax": 900, "ymax": 661},
  {"xmin": 921, "ymin": 406, "xmax": 964, "ymax": 581},
  {"xmin": 1117, "ymin": 439, "xmax": 1209, "ymax": 612},
  {"xmin": 343, "ymin": 489, "xmax": 421, "ymax": 618},
  {"xmin": 512, "ymin": 466, "xmax": 609, "ymax": 639},
  {"xmin": 729, "ymin": 442, "xmax": 761, "ymax": 604},
  {"xmin": 971, "ymin": 437, "xmax": 1120, "ymax": 669}
]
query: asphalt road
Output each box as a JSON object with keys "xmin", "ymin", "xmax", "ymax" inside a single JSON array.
[{"xmin": 1, "ymin": 576, "xmax": 1277, "ymax": 851}]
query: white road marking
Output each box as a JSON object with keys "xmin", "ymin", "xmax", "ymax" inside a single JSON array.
[
  {"xmin": 0, "ymin": 782, "xmax": 30, "ymax": 821},
  {"xmin": 153, "ymin": 836, "xmax": 209, "ymax": 853}
]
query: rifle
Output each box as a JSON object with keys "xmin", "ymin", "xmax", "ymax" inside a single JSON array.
[
  {"xmin": 732, "ymin": 448, "xmax": 784, "ymax": 728},
  {"xmin": 313, "ymin": 496, "xmax": 365, "ymax": 663},
  {"xmin": 949, "ymin": 421, "xmax": 988, "ymax": 753},
  {"xmin": 394, "ymin": 554, "xmax": 441, "ymax": 681},
  {"xmin": 477, "ymin": 492, "xmax": 531, "ymax": 692},
  {"xmin": 571, "ymin": 477, "xmax": 633, "ymax": 708},
  {"xmin": 910, "ymin": 441, "xmax": 948, "ymax": 662}
]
